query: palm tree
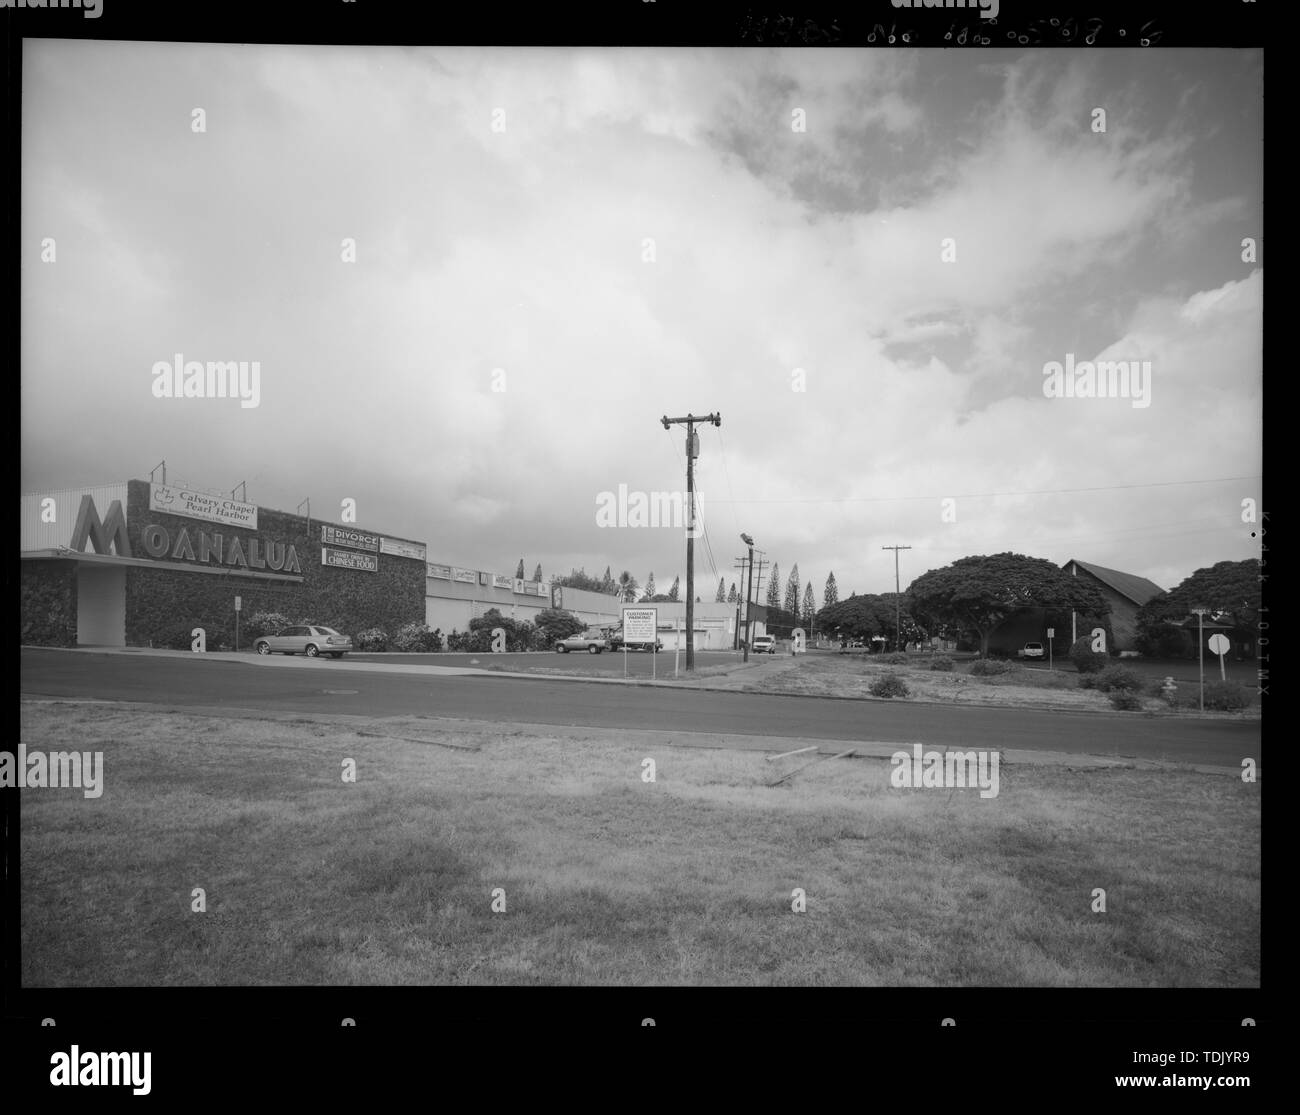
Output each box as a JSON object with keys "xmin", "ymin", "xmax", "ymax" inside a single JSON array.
[{"xmin": 615, "ymin": 571, "xmax": 640, "ymax": 602}]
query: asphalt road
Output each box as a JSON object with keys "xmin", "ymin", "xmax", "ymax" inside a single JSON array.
[{"xmin": 20, "ymin": 649, "xmax": 1259, "ymax": 766}]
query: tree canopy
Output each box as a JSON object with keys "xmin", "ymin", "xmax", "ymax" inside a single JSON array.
[
  {"xmin": 1135, "ymin": 559, "xmax": 1260, "ymax": 653},
  {"xmin": 907, "ymin": 552, "xmax": 1109, "ymax": 656}
]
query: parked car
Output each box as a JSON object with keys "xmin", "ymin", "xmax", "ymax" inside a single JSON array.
[
  {"xmin": 608, "ymin": 633, "xmax": 662, "ymax": 652},
  {"xmin": 751, "ymin": 635, "xmax": 777, "ymax": 654},
  {"xmin": 1018, "ymin": 642, "xmax": 1045, "ymax": 660},
  {"xmin": 254, "ymin": 625, "xmax": 353, "ymax": 659},
  {"xmin": 555, "ymin": 632, "xmax": 608, "ymax": 654}
]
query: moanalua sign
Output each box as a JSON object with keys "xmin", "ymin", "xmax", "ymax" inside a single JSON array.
[{"xmin": 139, "ymin": 523, "xmax": 301, "ymax": 573}]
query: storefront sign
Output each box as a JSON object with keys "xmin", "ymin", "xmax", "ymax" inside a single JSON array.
[
  {"xmin": 427, "ymin": 564, "xmax": 452, "ymax": 580},
  {"xmin": 493, "ymin": 574, "xmax": 513, "ymax": 589},
  {"xmin": 551, "ymin": 585, "xmax": 563, "ymax": 609},
  {"xmin": 321, "ymin": 525, "xmax": 380, "ymax": 552},
  {"xmin": 513, "ymin": 578, "xmax": 527, "ymax": 595},
  {"xmin": 453, "ymin": 567, "xmax": 477, "ymax": 584},
  {"xmin": 322, "ymin": 546, "xmax": 378, "ymax": 572},
  {"xmin": 139, "ymin": 522, "xmax": 300, "ymax": 573},
  {"xmin": 150, "ymin": 483, "xmax": 257, "ymax": 530},
  {"xmin": 380, "ymin": 536, "xmax": 427, "ymax": 561},
  {"xmin": 479, "ymin": 572, "xmax": 490, "ymax": 586}
]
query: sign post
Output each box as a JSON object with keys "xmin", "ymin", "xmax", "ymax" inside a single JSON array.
[
  {"xmin": 234, "ymin": 595, "xmax": 241, "ymax": 652},
  {"xmin": 1192, "ymin": 608, "xmax": 1209, "ymax": 712},
  {"xmin": 1046, "ymin": 627, "xmax": 1054, "ymax": 671},
  {"xmin": 1208, "ymin": 633, "xmax": 1230, "ymax": 681}
]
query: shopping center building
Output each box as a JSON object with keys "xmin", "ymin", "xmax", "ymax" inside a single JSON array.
[
  {"xmin": 20, "ymin": 479, "xmax": 429, "ymax": 649},
  {"xmin": 21, "ymin": 476, "xmax": 755, "ymax": 649}
]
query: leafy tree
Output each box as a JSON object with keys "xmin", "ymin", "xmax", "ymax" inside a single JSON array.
[
  {"xmin": 727, "ymin": 582, "xmax": 738, "ymax": 603},
  {"xmin": 668, "ymin": 576, "xmax": 680, "ymax": 602},
  {"xmin": 644, "ymin": 572, "xmax": 657, "ymax": 599},
  {"xmin": 1135, "ymin": 559, "xmax": 1261, "ymax": 655},
  {"xmin": 908, "ymin": 552, "xmax": 1109, "ymax": 658},
  {"xmin": 823, "ymin": 572, "xmax": 839, "ymax": 609},
  {"xmin": 616, "ymin": 571, "xmax": 639, "ymax": 602},
  {"xmin": 766, "ymin": 562, "xmax": 781, "ymax": 609},
  {"xmin": 554, "ymin": 568, "xmax": 607, "ymax": 593},
  {"xmin": 515, "ymin": 559, "xmax": 525, "ymax": 580},
  {"xmin": 715, "ymin": 578, "xmax": 726, "ymax": 602},
  {"xmin": 784, "ymin": 564, "xmax": 800, "ymax": 617},
  {"xmin": 469, "ymin": 608, "xmax": 539, "ymax": 651},
  {"xmin": 817, "ymin": 594, "xmax": 898, "ymax": 642},
  {"xmin": 534, "ymin": 607, "xmax": 586, "ymax": 644},
  {"xmin": 802, "ymin": 583, "xmax": 816, "ymax": 628},
  {"xmin": 532, "ymin": 564, "xmax": 543, "ymax": 582}
]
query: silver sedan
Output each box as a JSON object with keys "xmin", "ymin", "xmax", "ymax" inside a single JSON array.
[{"xmin": 254, "ymin": 625, "xmax": 353, "ymax": 658}]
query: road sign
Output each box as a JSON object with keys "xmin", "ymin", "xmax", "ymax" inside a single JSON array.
[
  {"xmin": 1046, "ymin": 627, "xmax": 1054, "ymax": 638},
  {"xmin": 234, "ymin": 596, "xmax": 242, "ymax": 612},
  {"xmin": 1208, "ymin": 633, "xmax": 1230, "ymax": 681},
  {"xmin": 623, "ymin": 607, "xmax": 657, "ymax": 642}
]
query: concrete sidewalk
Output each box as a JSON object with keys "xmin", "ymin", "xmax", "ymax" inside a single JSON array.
[{"xmin": 26, "ymin": 644, "xmax": 789, "ymax": 687}]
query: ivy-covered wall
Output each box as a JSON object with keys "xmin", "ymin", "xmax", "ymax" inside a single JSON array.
[
  {"xmin": 122, "ymin": 480, "xmax": 426, "ymax": 648},
  {"xmin": 21, "ymin": 561, "xmax": 78, "ymax": 647}
]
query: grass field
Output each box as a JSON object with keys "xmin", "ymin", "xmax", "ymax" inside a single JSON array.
[
  {"xmin": 20, "ymin": 700, "xmax": 1259, "ymax": 987},
  {"xmin": 736, "ymin": 654, "xmax": 1262, "ymax": 716}
]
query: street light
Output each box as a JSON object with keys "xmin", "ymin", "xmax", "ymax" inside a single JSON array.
[{"xmin": 741, "ymin": 533, "xmax": 755, "ymax": 662}]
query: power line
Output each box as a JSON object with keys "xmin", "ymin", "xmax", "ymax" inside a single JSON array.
[{"xmin": 714, "ymin": 475, "xmax": 1262, "ymax": 505}]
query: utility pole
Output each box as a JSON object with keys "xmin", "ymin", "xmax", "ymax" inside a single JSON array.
[
  {"xmin": 661, "ymin": 412, "xmax": 721, "ymax": 671},
  {"xmin": 739, "ymin": 535, "xmax": 755, "ymax": 660},
  {"xmin": 748, "ymin": 554, "xmax": 767, "ymax": 657},
  {"xmin": 881, "ymin": 545, "xmax": 912, "ymax": 652},
  {"xmin": 733, "ymin": 556, "xmax": 748, "ymax": 651}
]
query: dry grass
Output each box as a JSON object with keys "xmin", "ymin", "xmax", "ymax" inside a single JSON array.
[
  {"xmin": 737, "ymin": 655, "xmax": 1261, "ymax": 717},
  {"xmin": 20, "ymin": 701, "xmax": 1259, "ymax": 987}
]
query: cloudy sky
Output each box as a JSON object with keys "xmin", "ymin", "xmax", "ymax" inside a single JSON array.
[{"xmin": 21, "ymin": 42, "xmax": 1262, "ymax": 600}]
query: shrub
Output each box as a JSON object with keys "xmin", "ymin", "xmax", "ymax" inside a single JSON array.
[
  {"xmin": 1202, "ymin": 681, "xmax": 1253, "ymax": 711},
  {"xmin": 1069, "ymin": 637, "xmax": 1108, "ymax": 674},
  {"xmin": 969, "ymin": 658, "xmax": 1015, "ymax": 677},
  {"xmin": 1091, "ymin": 664, "xmax": 1145, "ymax": 693},
  {"xmin": 391, "ymin": 622, "xmax": 443, "ymax": 652},
  {"xmin": 354, "ymin": 627, "xmax": 389, "ymax": 652},
  {"xmin": 880, "ymin": 652, "xmax": 909, "ymax": 665},
  {"xmin": 446, "ymin": 628, "xmax": 492, "ymax": 653},
  {"xmin": 534, "ymin": 608, "xmax": 585, "ymax": 645},
  {"xmin": 245, "ymin": 611, "xmax": 292, "ymax": 640},
  {"xmin": 870, "ymin": 672, "xmax": 910, "ymax": 698},
  {"xmin": 1109, "ymin": 691, "xmax": 1143, "ymax": 711},
  {"xmin": 928, "ymin": 655, "xmax": 956, "ymax": 671}
]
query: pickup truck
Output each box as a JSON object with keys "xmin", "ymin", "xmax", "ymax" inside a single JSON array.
[
  {"xmin": 555, "ymin": 632, "xmax": 608, "ymax": 654},
  {"xmin": 751, "ymin": 635, "xmax": 777, "ymax": 654},
  {"xmin": 1017, "ymin": 642, "xmax": 1045, "ymax": 660},
  {"xmin": 608, "ymin": 632, "xmax": 662, "ymax": 652}
]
